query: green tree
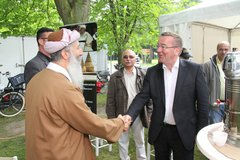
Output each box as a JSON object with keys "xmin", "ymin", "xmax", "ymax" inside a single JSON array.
[
  {"xmin": 0, "ymin": 0, "xmax": 62, "ymax": 37},
  {"xmin": 0, "ymin": 0, "xmax": 197, "ymax": 65},
  {"xmin": 90, "ymin": 0, "xmax": 197, "ymax": 64}
]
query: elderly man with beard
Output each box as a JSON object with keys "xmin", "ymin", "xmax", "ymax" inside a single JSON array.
[{"xmin": 25, "ymin": 28, "xmax": 130, "ymax": 160}]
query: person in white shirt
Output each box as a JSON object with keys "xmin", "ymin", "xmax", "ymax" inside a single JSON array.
[
  {"xmin": 124, "ymin": 32, "xmax": 209, "ymax": 160},
  {"xmin": 106, "ymin": 49, "xmax": 152, "ymax": 160},
  {"xmin": 78, "ymin": 25, "xmax": 93, "ymax": 52}
]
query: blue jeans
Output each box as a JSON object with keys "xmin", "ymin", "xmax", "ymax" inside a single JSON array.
[{"xmin": 209, "ymin": 103, "xmax": 225, "ymax": 124}]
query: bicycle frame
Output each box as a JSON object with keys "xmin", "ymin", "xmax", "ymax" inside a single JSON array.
[{"xmin": 0, "ymin": 72, "xmax": 25, "ymax": 117}]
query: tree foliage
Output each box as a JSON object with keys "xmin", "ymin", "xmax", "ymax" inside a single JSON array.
[
  {"xmin": 0, "ymin": 0, "xmax": 197, "ymax": 64},
  {"xmin": 90, "ymin": 0, "xmax": 197, "ymax": 63},
  {"xmin": 0, "ymin": 0, "xmax": 62, "ymax": 37}
]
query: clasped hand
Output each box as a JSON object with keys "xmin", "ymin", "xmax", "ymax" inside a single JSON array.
[{"xmin": 118, "ymin": 114, "xmax": 132, "ymax": 131}]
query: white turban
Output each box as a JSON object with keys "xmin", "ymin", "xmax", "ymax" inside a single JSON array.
[
  {"xmin": 79, "ymin": 25, "xmax": 86, "ymax": 29},
  {"xmin": 44, "ymin": 28, "xmax": 80, "ymax": 54}
]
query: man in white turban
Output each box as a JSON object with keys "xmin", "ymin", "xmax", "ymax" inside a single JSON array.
[
  {"xmin": 78, "ymin": 24, "xmax": 94, "ymax": 52},
  {"xmin": 25, "ymin": 28, "xmax": 130, "ymax": 160}
]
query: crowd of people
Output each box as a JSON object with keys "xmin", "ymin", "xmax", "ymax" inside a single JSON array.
[{"xmin": 24, "ymin": 26, "xmax": 230, "ymax": 160}]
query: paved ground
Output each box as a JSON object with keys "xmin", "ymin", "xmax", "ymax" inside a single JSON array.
[{"xmin": 0, "ymin": 119, "xmax": 25, "ymax": 139}]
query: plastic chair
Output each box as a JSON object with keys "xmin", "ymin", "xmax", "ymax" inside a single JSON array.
[
  {"xmin": 90, "ymin": 136, "xmax": 112, "ymax": 156},
  {"xmin": 147, "ymin": 143, "xmax": 155, "ymax": 160}
]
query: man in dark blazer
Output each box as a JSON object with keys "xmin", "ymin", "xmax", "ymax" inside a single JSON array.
[
  {"xmin": 125, "ymin": 32, "xmax": 209, "ymax": 160},
  {"xmin": 24, "ymin": 27, "xmax": 54, "ymax": 85}
]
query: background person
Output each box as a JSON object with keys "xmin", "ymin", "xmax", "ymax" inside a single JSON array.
[
  {"xmin": 180, "ymin": 47, "xmax": 192, "ymax": 60},
  {"xmin": 24, "ymin": 27, "xmax": 54, "ymax": 85},
  {"xmin": 78, "ymin": 24, "xmax": 93, "ymax": 52},
  {"xmin": 124, "ymin": 32, "xmax": 209, "ymax": 160},
  {"xmin": 202, "ymin": 41, "xmax": 230, "ymax": 124},
  {"xmin": 106, "ymin": 49, "xmax": 152, "ymax": 160},
  {"xmin": 25, "ymin": 28, "xmax": 130, "ymax": 160}
]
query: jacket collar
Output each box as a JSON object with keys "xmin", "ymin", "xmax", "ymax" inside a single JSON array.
[
  {"xmin": 210, "ymin": 54, "xmax": 218, "ymax": 65},
  {"xmin": 37, "ymin": 51, "xmax": 51, "ymax": 62},
  {"xmin": 116, "ymin": 66, "xmax": 141, "ymax": 78}
]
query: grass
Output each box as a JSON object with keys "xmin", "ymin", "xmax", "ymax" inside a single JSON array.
[
  {"xmin": 140, "ymin": 59, "xmax": 158, "ymax": 68},
  {"xmin": 0, "ymin": 112, "xmax": 25, "ymax": 159},
  {"xmin": 0, "ymin": 90, "xmax": 207, "ymax": 160},
  {"xmin": 0, "ymin": 136, "xmax": 25, "ymax": 159}
]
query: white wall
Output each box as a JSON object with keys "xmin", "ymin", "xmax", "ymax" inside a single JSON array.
[
  {"xmin": 0, "ymin": 36, "xmax": 37, "ymax": 87},
  {"xmin": 0, "ymin": 36, "xmax": 108, "ymax": 87},
  {"xmin": 231, "ymin": 28, "xmax": 240, "ymax": 50},
  {"xmin": 191, "ymin": 23, "xmax": 229, "ymax": 63},
  {"xmin": 160, "ymin": 22, "xmax": 238, "ymax": 64}
]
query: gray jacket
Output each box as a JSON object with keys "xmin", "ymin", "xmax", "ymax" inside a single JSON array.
[
  {"xmin": 202, "ymin": 54, "xmax": 221, "ymax": 105},
  {"xmin": 24, "ymin": 52, "xmax": 50, "ymax": 85},
  {"xmin": 106, "ymin": 67, "xmax": 152, "ymax": 128}
]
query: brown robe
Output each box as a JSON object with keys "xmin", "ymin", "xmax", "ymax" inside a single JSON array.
[{"xmin": 25, "ymin": 69, "xmax": 124, "ymax": 160}]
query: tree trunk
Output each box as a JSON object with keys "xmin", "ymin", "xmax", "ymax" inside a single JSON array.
[
  {"xmin": 117, "ymin": 49, "xmax": 122, "ymax": 65},
  {"xmin": 54, "ymin": 0, "xmax": 90, "ymax": 24}
]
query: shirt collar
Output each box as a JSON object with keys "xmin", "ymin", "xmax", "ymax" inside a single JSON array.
[
  {"xmin": 124, "ymin": 67, "xmax": 136, "ymax": 75},
  {"xmin": 47, "ymin": 62, "xmax": 72, "ymax": 82},
  {"xmin": 216, "ymin": 56, "xmax": 222, "ymax": 64},
  {"xmin": 162, "ymin": 57, "xmax": 180, "ymax": 71}
]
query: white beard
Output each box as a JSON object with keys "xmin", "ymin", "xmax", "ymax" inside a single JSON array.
[{"xmin": 67, "ymin": 53, "xmax": 83, "ymax": 89}]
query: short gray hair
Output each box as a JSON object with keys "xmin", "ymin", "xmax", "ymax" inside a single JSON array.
[
  {"xmin": 121, "ymin": 49, "xmax": 136, "ymax": 59},
  {"xmin": 161, "ymin": 32, "xmax": 183, "ymax": 48}
]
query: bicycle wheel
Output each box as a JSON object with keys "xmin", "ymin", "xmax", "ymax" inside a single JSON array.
[{"xmin": 0, "ymin": 91, "xmax": 25, "ymax": 117}]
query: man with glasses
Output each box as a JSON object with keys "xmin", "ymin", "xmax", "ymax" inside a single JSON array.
[
  {"xmin": 124, "ymin": 32, "xmax": 209, "ymax": 160},
  {"xmin": 106, "ymin": 49, "xmax": 152, "ymax": 160},
  {"xmin": 24, "ymin": 27, "xmax": 54, "ymax": 85}
]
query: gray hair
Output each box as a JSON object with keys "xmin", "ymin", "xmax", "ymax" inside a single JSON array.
[
  {"xmin": 160, "ymin": 32, "xmax": 183, "ymax": 48},
  {"xmin": 217, "ymin": 41, "xmax": 230, "ymax": 50},
  {"xmin": 121, "ymin": 49, "xmax": 136, "ymax": 59}
]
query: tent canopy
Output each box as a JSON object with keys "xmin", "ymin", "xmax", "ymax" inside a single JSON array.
[{"xmin": 159, "ymin": 0, "xmax": 240, "ymax": 29}]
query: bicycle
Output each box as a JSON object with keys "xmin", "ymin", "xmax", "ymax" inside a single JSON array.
[
  {"xmin": 96, "ymin": 71, "xmax": 110, "ymax": 94},
  {"xmin": 0, "ymin": 72, "xmax": 25, "ymax": 117}
]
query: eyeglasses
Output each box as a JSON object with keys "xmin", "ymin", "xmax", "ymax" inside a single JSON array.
[
  {"xmin": 157, "ymin": 44, "xmax": 179, "ymax": 50},
  {"xmin": 123, "ymin": 55, "xmax": 135, "ymax": 59}
]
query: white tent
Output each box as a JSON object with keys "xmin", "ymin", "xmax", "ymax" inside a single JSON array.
[{"xmin": 159, "ymin": 0, "xmax": 240, "ymax": 63}]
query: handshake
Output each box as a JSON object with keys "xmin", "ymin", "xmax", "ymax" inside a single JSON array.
[{"xmin": 118, "ymin": 115, "xmax": 132, "ymax": 132}]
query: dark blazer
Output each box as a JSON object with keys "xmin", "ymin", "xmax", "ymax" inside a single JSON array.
[
  {"xmin": 127, "ymin": 59, "xmax": 209, "ymax": 150},
  {"xmin": 24, "ymin": 52, "xmax": 50, "ymax": 85}
]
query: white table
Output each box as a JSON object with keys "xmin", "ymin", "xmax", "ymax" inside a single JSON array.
[{"xmin": 196, "ymin": 122, "xmax": 236, "ymax": 160}]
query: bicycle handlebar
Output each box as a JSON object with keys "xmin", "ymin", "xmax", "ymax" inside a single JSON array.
[{"xmin": 0, "ymin": 71, "xmax": 10, "ymax": 76}]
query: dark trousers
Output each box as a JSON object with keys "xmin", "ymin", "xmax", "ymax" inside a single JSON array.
[{"xmin": 153, "ymin": 124, "xmax": 194, "ymax": 160}]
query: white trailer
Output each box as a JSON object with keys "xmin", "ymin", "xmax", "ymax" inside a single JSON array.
[
  {"xmin": 159, "ymin": 0, "xmax": 240, "ymax": 63},
  {"xmin": 0, "ymin": 36, "xmax": 108, "ymax": 87}
]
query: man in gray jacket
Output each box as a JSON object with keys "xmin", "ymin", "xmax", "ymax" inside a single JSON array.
[
  {"xmin": 202, "ymin": 41, "xmax": 230, "ymax": 124},
  {"xmin": 106, "ymin": 49, "xmax": 152, "ymax": 160},
  {"xmin": 24, "ymin": 27, "xmax": 54, "ymax": 85}
]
